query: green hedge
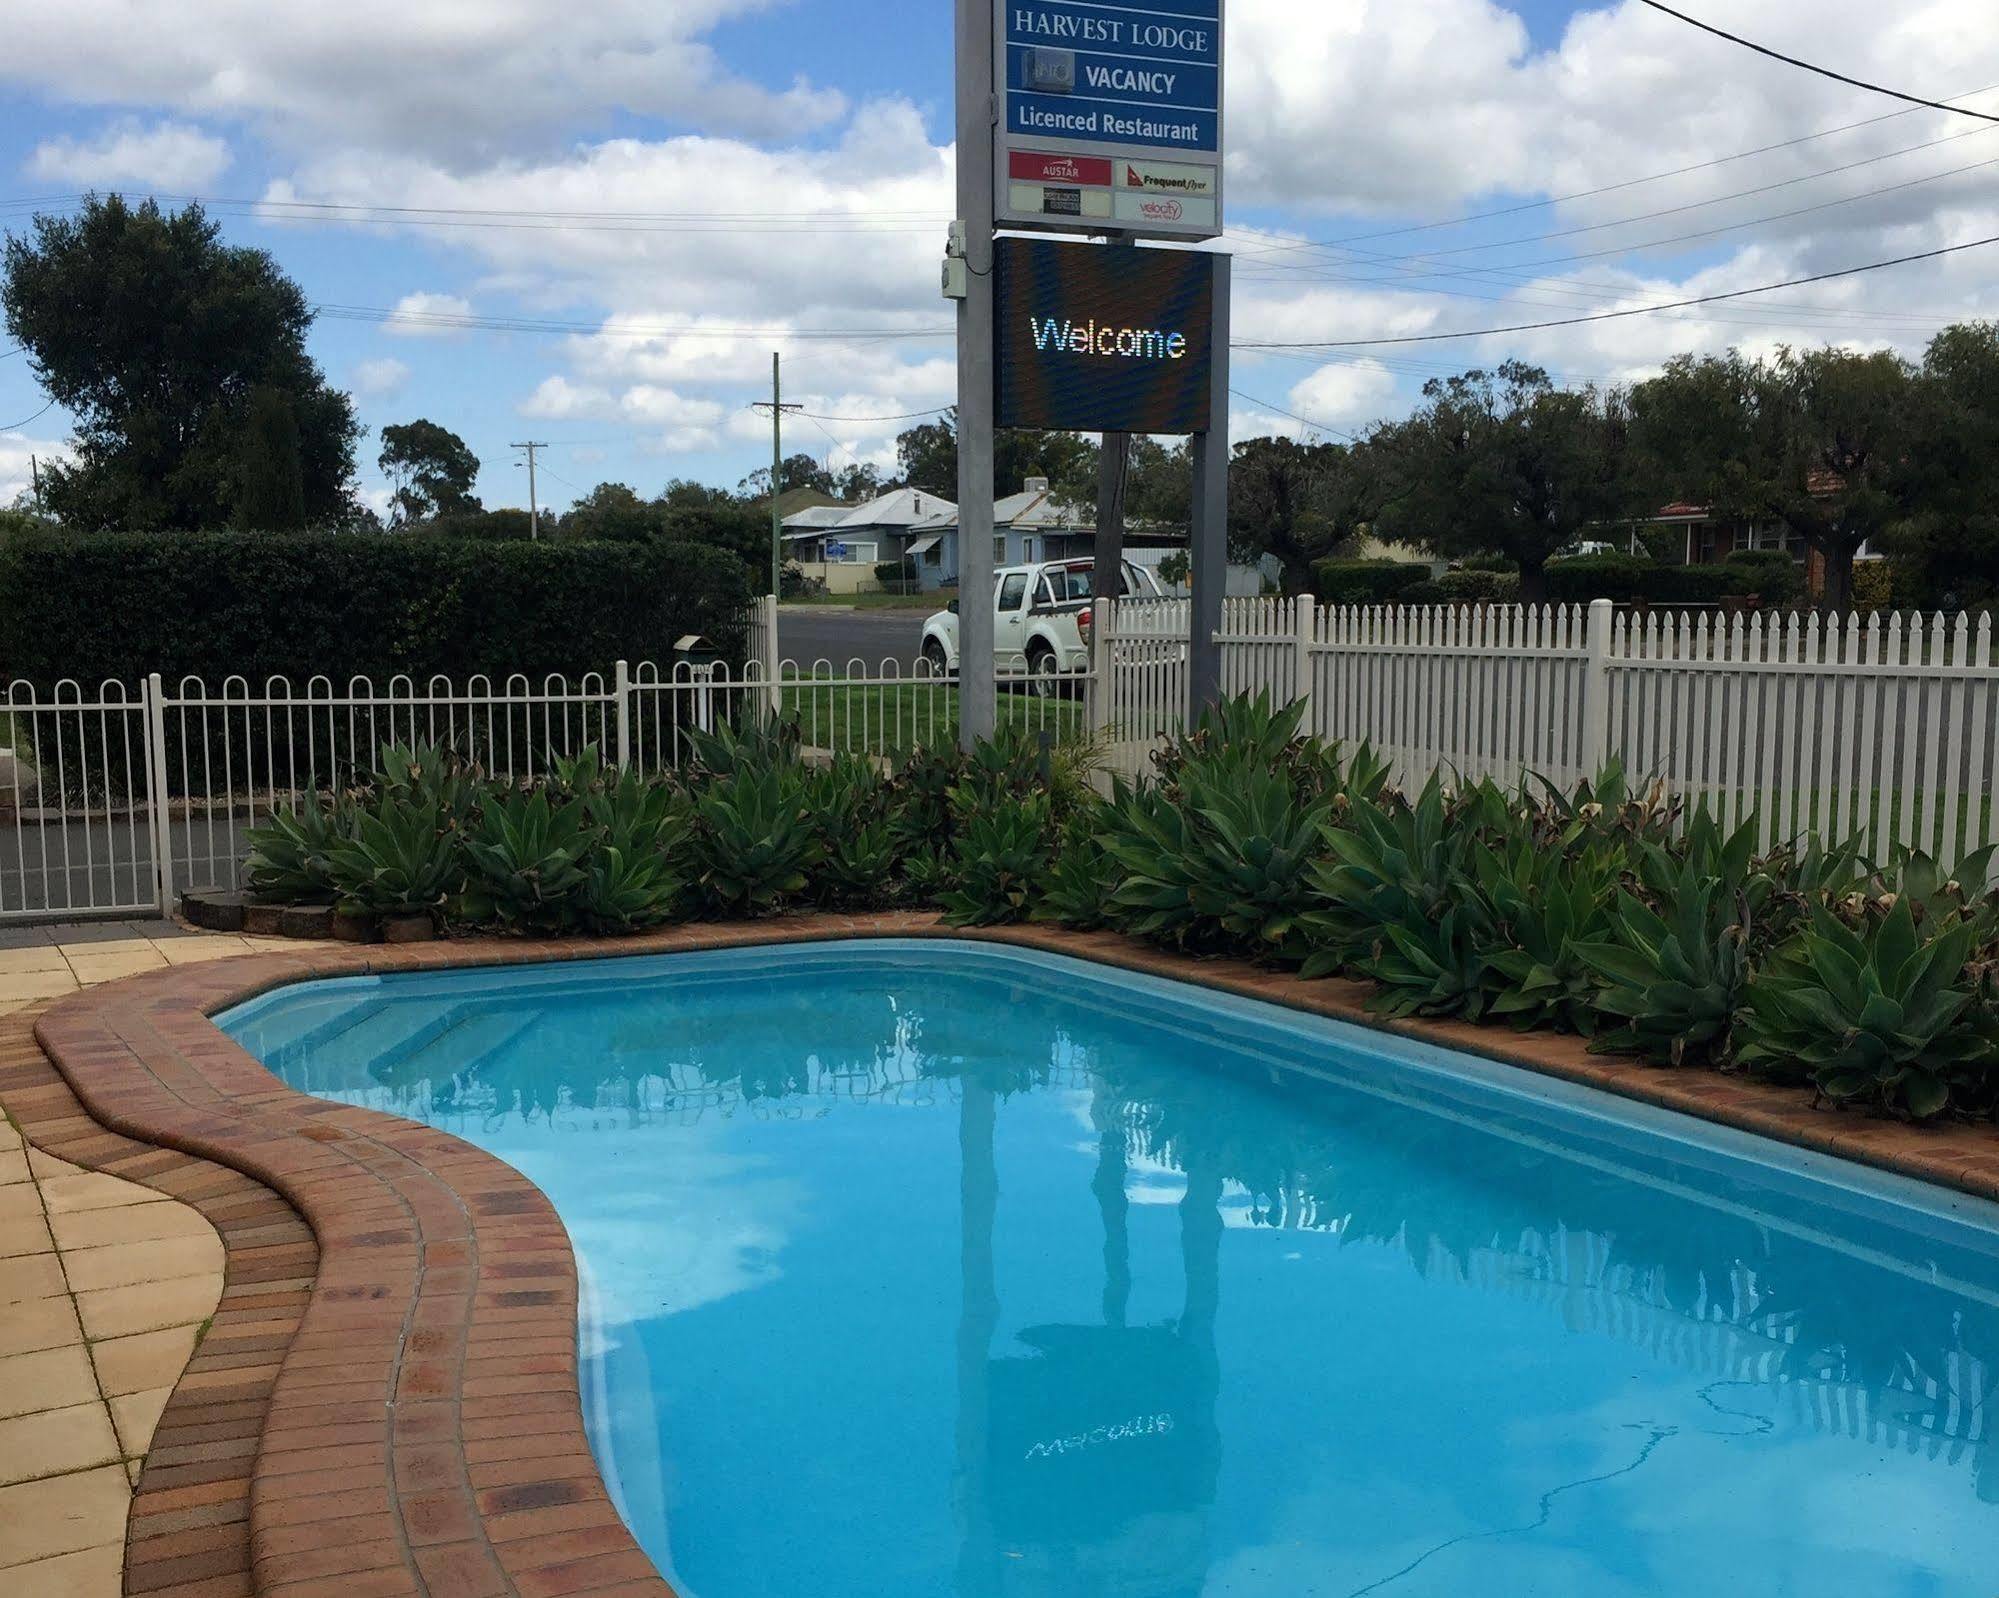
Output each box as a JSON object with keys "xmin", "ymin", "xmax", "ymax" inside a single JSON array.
[
  {"xmin": 1312, "ymin": 559, "xmax": 1432, "ymax": 603},
  {"xmin": 0, "ymin": 527, "xmax": 754, "ymax": 688},
  {"xmin": 0, "ymin": 527, "xmax": 754, "ymax": 798},
  {"xmin": 1436, "ymin": 569, "xmax": 1521, "ymax": 603},
  {"xmin": 1544, "ymin": 555, "xmax": 1734, "ymax": 605},
  {"xmin": 1722, "ymin": 550, "xmax": 1804, "ymax": 606}
]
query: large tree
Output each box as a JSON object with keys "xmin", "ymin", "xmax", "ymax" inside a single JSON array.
[
  {"xmin": 1880, "ymin": 322, "xmax": 1999, "ymax": 607},
  {"xmin": 1227, "ymin": 436, "xmax": 1380, "ymax": 595},
  {"xmin": 1373, "ymin": 361, "xmax": 1628, "ymax": 602},
  {"xmin": 895, "ymin": 412, "xmax": 1098, "ymax": 500},
  {"xmin": 738, "ymin": 452, "xmax": 834, "ymax": 501},
  {"xmin": 2, "ymin": 195, "xmax": 361, "ymax": 529},
  {"xmin": 379, "ymin": 419, "xmax": 481, "ymax": 527},
  {"xmin": 1627, "ymin": 346, "xmax": 1916, "ymax": 611}
]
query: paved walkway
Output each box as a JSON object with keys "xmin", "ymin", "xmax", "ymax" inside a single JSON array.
[{"xmin": 0, "ymin": 922, "xmax": 310, "ymax": 1598}]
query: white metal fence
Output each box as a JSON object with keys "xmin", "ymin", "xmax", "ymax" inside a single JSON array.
[
  {"xmin": 0, "ymin": 599, "xmax": 1090, "ymax": 921},
  {"xmin": 1095, "ymin": 596, "xmax": 1999, "ymax": 867}
]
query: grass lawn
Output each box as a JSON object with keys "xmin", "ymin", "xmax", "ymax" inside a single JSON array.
[{"xmin": 780, "ymin": 676, "xmax": 1088, "ymax": 755}]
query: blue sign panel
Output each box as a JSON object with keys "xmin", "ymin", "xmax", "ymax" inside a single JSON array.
[
  {"xmin": 1000, "ymin": 0, "xmax": 1221, "ymax": 157},
  {"xmin": 993, "ymin": 0, "xmax": 1224, "ymax": 240}
]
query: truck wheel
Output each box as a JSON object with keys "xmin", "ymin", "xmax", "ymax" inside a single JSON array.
[
  {"xmin": 1027, "ymin": 643, "xmax": 1061, "ymax": 699},
  {"xmin": 921, "ymin": 638, "xmax": 951, "ymax": 679}
]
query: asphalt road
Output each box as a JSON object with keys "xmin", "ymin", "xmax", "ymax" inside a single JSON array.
[{"xmin": 774, "ymin": 605, "xmax": 936, "ymax": 672}]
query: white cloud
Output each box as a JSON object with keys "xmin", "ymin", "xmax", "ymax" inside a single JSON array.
[
  {"xmin": 0, "ymin": 432, "xmax": 70, "ymax": 510},
  {"xmin": 1286, "ymin": 359, "xmax": 1401, "ymax": 431},
  {"xmin": 519, "ymin": 374, "xmax": 728, "ymax": 452},
  {"xmin": 352, "ymin": 357, "xmax": 411, "ymax": 397},
  {"xmin": 0, "ymin": 0, "xmax": 844, "ymax": 164},
  {"xmin": 25, "ymin": 118, "xmax": 231, "ymax": 189},
  {"xmin": 381, "ymin": 292, "xmax": 475, "ymax": 337}
]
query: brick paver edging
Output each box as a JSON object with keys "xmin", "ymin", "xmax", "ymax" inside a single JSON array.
[{"xmin": 25, "ymin": 913, "xmax": 1999, "ymax": 1598}]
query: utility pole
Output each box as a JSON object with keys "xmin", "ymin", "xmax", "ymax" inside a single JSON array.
[
  {"xmin": 750, "ymin": 353, "xmax": 802, "ymax": 599},
  {"xmin": 511, "ymin": 441, "xmax": 548, "ymax": 538},
  {"xmin": 28, "ymin": 454, "xmax": 39, "ymax": 510},
  {"xmin": 953, "ymin": 0, "xmax": 997, "ymax": 750}
]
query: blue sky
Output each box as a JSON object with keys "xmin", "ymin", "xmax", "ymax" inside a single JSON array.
[{"xmin": 1, "ymin": 0, "xmax": 1994, "ymax": 515}]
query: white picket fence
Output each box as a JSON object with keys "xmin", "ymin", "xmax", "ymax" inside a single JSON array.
[
  {"xmin": 5, "ymin": 594, "xmax": 1994, "ymax": 922},
  {"xmin": 1095, "ymin": 596, "xmax": 1999, "ymax": 867}
]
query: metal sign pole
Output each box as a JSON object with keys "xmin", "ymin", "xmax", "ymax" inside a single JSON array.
[
  {"xmin": 956, "ymin": 0, "xmax": 998, "ymax": 750},
  {"xmin": 1188, "ymin": 254, "xmax": 1229, "ymax": 715}
]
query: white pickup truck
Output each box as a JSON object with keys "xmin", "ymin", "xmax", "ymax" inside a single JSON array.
[{"xmin": 920, "ymin": 558, "xmax": 1166, "ymax": 689}]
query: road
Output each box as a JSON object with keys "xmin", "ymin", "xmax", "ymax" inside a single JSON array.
[{"xmin": 773, "ymin": 605, "xmax": 934, "ymax": 672}]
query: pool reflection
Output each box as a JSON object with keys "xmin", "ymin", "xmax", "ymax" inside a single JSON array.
[{"xmin": 231, "ymin": 946, "xmax": 1999, "ymax": 1596}]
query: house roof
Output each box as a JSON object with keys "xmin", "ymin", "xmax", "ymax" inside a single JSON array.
[
  {"xmin": 911, "ymin": 479, "xmax": 1093, "ymax": 535},
  {"xmin": 779, "ymin": 504, "xmax": 853, "ymax": 531}
]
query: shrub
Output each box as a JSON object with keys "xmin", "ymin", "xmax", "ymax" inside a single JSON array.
[
  {"xmin": 245, "ymin": 793, "xmax": 351, "ymax": 905},
  {"xmin": 938, "ymin": 793, "xmax": 1053, "ymax": 926},
  {"xmin": 1738, "ymin": 901, "xmax": 1996, "ymax": 1120},
  {"xmin": 1311, "ymin": 559, "xmax": 1431, "ymax": 604},
  {"xmin": 458, "ymin": 791, "xmax": 596, "ymax": 933},
  {"xmin": 692, "ymin": 764, "xmax": 822, "ymax": 916},
  {"xmin": 1850, "ymin": 559, "xmax": 1895, "ymax": 612},
  {"xmin": 1573, "ymin": 860, "xmax": 1749, "ymax": 1066},
  {"xmin": 1722, "ymin": 550, "xmax": 1804, "ymax": 606},
  {"xmin": 1545, "ymin": 554, "xmax": 1733, "ymax": 606},
  {"xmin": 874, "ymin": 557, "xmax": 916, "ymax": 592},
  {"xmin": 1435, "ymin": 568, "xmax": 1520, "ymax": 603},
  {"xmin": 324, "ymin": 798, "xmax": 463, "ymax": 919}
]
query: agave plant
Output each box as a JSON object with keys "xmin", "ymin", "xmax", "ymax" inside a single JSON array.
[
  {"xmin": 1035, "ymin": 802, "xmax": 1121, "ymax": 931},
  {"xmin": 578, "ymin": 843, "xmax": 685, "ymax": 934},
  {"xmin": 685, "ymin": 716, "xmax": 801, "ymax": 781},
  {"xmin": 1473, "ymin": 840, "xmax": 1618, "ymax": 1034},
  {"xmin": 1302, "ymin": 772, "xmax": 1510, "ymax": 979},
  {"xmin": 549, "ymin": 742, "xmax": 609, "ymax": 800},
  {"xmin": 1572, "ymin": 862, "xmax": 1749, "ymax": 1066},
  {"xmin": 939, "ymin": 793, "xmax": 1052, "ymax": 927},
  {"xmin": 245, "ymin": 791, "xmax": 352, "ymax": 904},
  {"xmin": 324, "ymin": 797, "xmax": 463, "ymax": 919},
  {"xmin": 1736, "ymin": 899, "xmax": 1996, "ymax": 1120},
  {"xmin": 1107, "ymin": 764, "xmax": 1333, "ymax": 960},
  {"xmin": 372, "ymin": 740, "xmax": 482, "ymax": 826},
  {"xmin": 693, "ymin": 763, "xmax": 823, "ymax": 916},
  {"xmin": 459, "ymin": 790, "xmax": 596, "ymax": 932}
]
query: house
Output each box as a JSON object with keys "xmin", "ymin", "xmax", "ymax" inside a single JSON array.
[
  {"xmin": 1642, "ymin": 471, "xmax": 1881, "ymax": 600},
  {"xmin": 905, "ymin": 477, "xmax": 1096, "ymax": 591},
  {"xmin": 780, "ymin": 487, "xmax": 957, "ymax": 593}
]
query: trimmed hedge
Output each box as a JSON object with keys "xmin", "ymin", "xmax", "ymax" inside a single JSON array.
[
  {"xmin": 1722, "ymin": 550, "xmax": 1804, "ymax": 606},
  {"xmin": 1312, "ymin": 559, "xmax": 1432, "ymax": 603},
  {"xmin": 0, "ymin": 527, "xmax": 755, "ymax": 800},
  {"xmin": 1435, "ymin": 568, "xmax": 1521, "ymax": 603},
  {"xmin": 1545, "ymin": 554, "xmax": 1734, "ymax": 605},
  {"xmin": 0, "ymin": 527, "xmax": 754, "ymax": 689}
]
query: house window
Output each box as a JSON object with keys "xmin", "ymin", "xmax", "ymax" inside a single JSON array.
[
  {"xmin": 994, "ymin": 534, "xmax": 1008, "ymax": 566},
  {"xmin": 1696, "ymin": 523, "xmax": 1718, "ymax": 563}
]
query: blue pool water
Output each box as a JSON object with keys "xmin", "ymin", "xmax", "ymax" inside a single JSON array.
[{"xmin": 221, "ymin": 941, "xmax": 1999, "ymax": 1597}]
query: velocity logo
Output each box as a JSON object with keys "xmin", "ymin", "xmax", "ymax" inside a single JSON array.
[{"xmin": 1029, "ymin": 317, "xmax": 1189, "ymax": 360}]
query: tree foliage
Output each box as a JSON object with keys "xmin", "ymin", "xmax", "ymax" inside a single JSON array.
[
  {"xmin": 1371, "ymin": 362, "xmax": 1628, "ymax": 602},
  {"xmin": 379, "ymin": 419, "xmax": 482, "ymax": 527},
  {"xmin": 1, "ymin": 195, "xmax": 360, "ymax": 529}
]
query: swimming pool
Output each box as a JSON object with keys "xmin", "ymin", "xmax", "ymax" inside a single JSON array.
[{"xmin": 222, "ymin": 939, "xmax": 1999, "ymax": 1597}]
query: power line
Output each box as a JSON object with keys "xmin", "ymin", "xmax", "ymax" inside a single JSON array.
[
  {"xmin": 1236, "ymin": 232, "xmax": 1999, "ymax": 349},
  {"xmin": 0, "ymin": 398, "xmax": 56, "ymax": 431},
  {"xmin": 790, "ymin": 405, "xmax": 951, "ymax": 423},
  {"xmin": 1227, "ymin": 389, "xmax": 1360, "ymax": 442},
  {"xmin": 1231, "ymin": 81, "xmax": 1999, "ymax": 258},
  {"xmin": 1633, "ymin": 1, "xmax": 1999, "ymax": 123}
]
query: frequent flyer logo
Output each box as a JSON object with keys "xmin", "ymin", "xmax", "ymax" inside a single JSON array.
[{"xmin": 1028, "ymin": 316, "xmax": 1189, "ymax": 360}]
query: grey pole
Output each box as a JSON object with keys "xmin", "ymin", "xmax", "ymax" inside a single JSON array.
[
  {"xmin": 1188, "ymin": 254, "xmax": 1230, "ymax": 714},
  {"xmin": 1093, "ymin": 234, "xmax": 1133, "ymax": 612},
  {"xmin": 954, "ymin": 0, "xmax": 997, "ymax": 750}
]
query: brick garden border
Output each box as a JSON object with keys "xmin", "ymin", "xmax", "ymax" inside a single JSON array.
[{"xmin": 18, "ymin": 913, "xmax": 1999, "ymax": 1598}]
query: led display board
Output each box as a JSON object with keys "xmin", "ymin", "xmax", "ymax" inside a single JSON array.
[
  {"xmin": 994, "ymin": 237, "xmax": 1214, "ymax": 434},
  {"xmin": 994, "ymin": 0, "xmax": 1224, "ymax": 241}
]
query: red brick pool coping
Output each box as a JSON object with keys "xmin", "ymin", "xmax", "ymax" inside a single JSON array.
[{"xmin": 17, "ymin": 912, "xmax": 1999, "ymax": 1598}]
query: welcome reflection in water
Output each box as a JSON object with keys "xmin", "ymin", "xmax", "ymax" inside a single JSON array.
[{"xmin": 244, "ymin": 954, "xmax": 1999, "ymax": 1595}]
